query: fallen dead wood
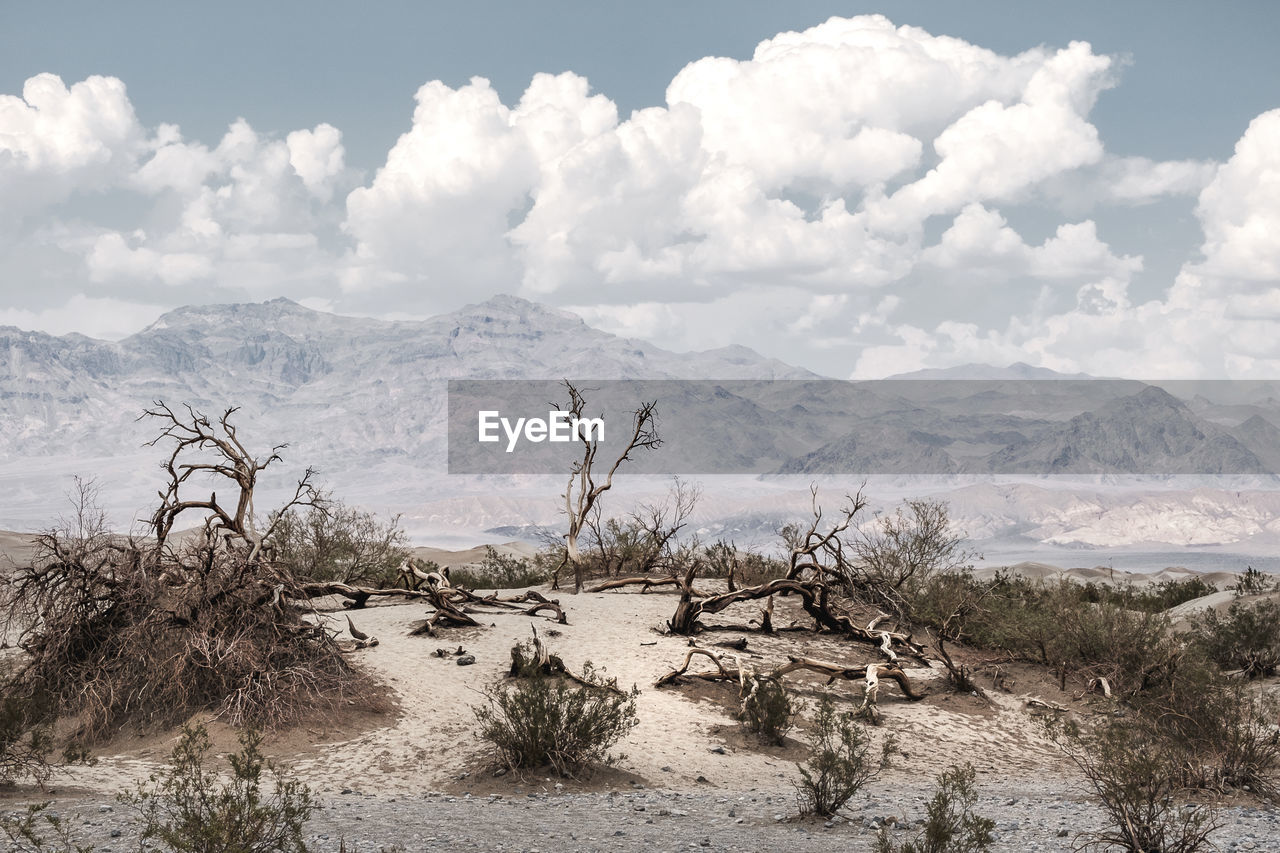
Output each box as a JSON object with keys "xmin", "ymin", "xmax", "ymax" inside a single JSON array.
[
  {"xmin": 655, "ymin": 647, "xmax": 734, "ymax": 687},
  {"xmin": 655, "ymin": 649, "xmax": 926, "ymax": 707},
  {"xmin": 509, "ymin": 627, "xmax": 626, "ymax": 696},
  {"xmin": 767, "ymin": 656, "xmax": 927, "ymax": 701},
  {"xmin": 587, "ymin": 575, "xmax": 707, "ymax": 595},
  {"xmin": 666, "ymin": 572, "xmax": 925, "ymax": 661}
]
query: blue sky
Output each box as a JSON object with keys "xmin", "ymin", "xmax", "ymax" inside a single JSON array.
[{"xmin": 2, "ymin": 2, "xmax": 1279, "ymax": 377}]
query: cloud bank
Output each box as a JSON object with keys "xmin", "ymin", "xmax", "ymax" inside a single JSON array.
[{"xmin": 1, "ymin": 14, "xmax": 1272, "ymax": 377}]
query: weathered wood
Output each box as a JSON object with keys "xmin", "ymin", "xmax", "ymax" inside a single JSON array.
[{"xmin": 587, "ymin": 575, "xmax": 706, "ymax": 595}]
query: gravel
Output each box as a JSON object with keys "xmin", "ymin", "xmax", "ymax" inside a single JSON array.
[{"xmin": 11, "ymin": 780, "xmax": 1278, "ymax": 852}]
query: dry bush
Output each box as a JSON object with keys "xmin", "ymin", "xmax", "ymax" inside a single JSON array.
[
  {"xmin": 121, "ymin": 723, "xmax": 314, "ymax": 853},
  {"xmin": 739, "ymin": 677, "xmax": 795, "ymax": 745},
  {"xmin": 876, "ymin": 763, "xmax": 995, "ymax": 853},
  {"xmin": 0, "ymin": 674, "xmax": 57, "ymax": 788},
  {"xmin": 1128, "ymin": 651, "xmax": 1280, "ymax": 796},
  {"xmin": 1050, "ymin": 715, "xmax": 1222, "ymax": 853},
  {"xmin": 0, "ymin": 802, "xmax": 91, "ymax": 853},
  {"xmin": 474, "ymin": 643, "xmax": 639, "ymax": 776},
  {"xmin": 702, "ymin": 540, "xmax": 787, "ymax": 588},
  {"xmin": 847, "ymin": 498, "xmax": 973, "ymax": 616},
  {"xmin": 269, "ymin": 500, "xmax": 409, "ymax": 588},
  {"xmin": 795, "ymin": 693, "xmax": 894, "ymax": 817},
  {"xmin": 0, "ymin": 405, "xmax": 373, "ymax": 742},
  {"xmin": 1189, "ymin": 598, "xmax": 1280, "ymax": 678},
  {"xmin": 449, "ymin": 546, "xmax": 550, "ymax": 591}
]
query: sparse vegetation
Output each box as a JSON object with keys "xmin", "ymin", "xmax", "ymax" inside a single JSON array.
[
  {"xmin": 0, "ymin": 407, "xmax": 373, "ymax": 742},
  {"xmin": 474, "ymin": 638, "xmax": 639, "ymax": 776},
  {"xmin": 449, "ymin": 545, "xmax": 550, "ymax": 590},
  {"xmin": 1191, "ymin": 598, "xmax": 1280, "ymax": 678},
  {"xmin": 1229, "ymin": 565, "xmax": 1276, "ymax": 597},
  {"xmin": 0, "ymin": 802, "xmax": 92, "ymax": 853},
  {"xmin": 795, "ymin": 693, "xmax": 894, "ymax": 817},
  {"xmin": 876, "ymin": 763, "xmax": 995, "ymax": 853},
  {"xmin": 739, "ymin": 676, "xmax": 795, "ymax": 745},
  {"xmin": 269, "ymin": 499, "xmax": 409, "ymax": 588},
  {"xmin": 121, "ymin": 723, "xmax": 314, "ymax": 853},
  {"xmin": 1049, "ymin": 715, "xmax": 1222, "ymax": 853}
]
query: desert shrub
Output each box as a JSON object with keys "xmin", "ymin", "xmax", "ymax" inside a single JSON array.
[
  {"xmin": 474, "ymin": 659, "xmax": 639, "ymax": 776},
  {"xmin": 795, "ymin": 693, "xmax": 894, "ymax": 817},
  {"xmin": 1049, "ymin": 599, "xmax": 1178, "ymax": 696},
  {"xmin": 269, "ymin": 500, "xmax": 408, "ymax": 588},
  {"xmin": 0, "ymin": 802, "xmax": 91, "ymax": 853},
  {"xmin": 121, "ymin": 723, "xmax": 314, "ymax": 853},
  {"xmin": 847, "ymin": 499, "xmax": 973, "ymax": 616},
  {"xmin": 0, "ymin": 676, "xmax": 57, "ymax": 788},
  {"xmin": 702, "ymin": 541, "xmax": 787, "ymax": 588},
  {"xmin": 450, "ymin": 546, "xmax": 549, "ymax": 590},
  {"xmin": 1229, "ymin": 566, "xmax": 1276, "ymax": 597},
  {"xmin": 1049, "ymin": 715, "xmax": 1221, "ymax": 853},
  {"xmin": 915, "ymin": 574, "xmax": 1181, "ymax": 697},
  {"xmin": 739, "ymin": 677, "xmax": 795, "ymax": 745},
  {"xmin": 876, "ymin": 763, "xmax": 995, "ymax": 853},
  {"xmin": 1189, "ymin": 598, "xmax": 1280, "ymax": 678},
  {"xmin": 1, "ymin": 409, "xmax": 371, "ymax": 742},
  {"xmin": 1076, "ymin": 578, "xmax": 1217, "ymax": 613},
  {"xmin": 1128, "ymin": 650, "xmax": 1280, "ymax": 796}
]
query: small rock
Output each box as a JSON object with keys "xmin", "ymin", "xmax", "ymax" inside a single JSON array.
[{"xmin": 457, "ymin": 654, "xmax": 476, "ymax": 666}]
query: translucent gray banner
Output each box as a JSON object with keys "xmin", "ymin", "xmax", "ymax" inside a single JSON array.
[{"xmin": 446, "ymin": 379, "xmax": 1280, "ymax": 476}]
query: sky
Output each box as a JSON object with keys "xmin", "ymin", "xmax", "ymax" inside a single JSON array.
[{"xmin": 2, "ymin": 1, "xmax": 1279, "ymax": 378}]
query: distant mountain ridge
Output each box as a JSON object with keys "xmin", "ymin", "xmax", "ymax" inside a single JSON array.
[{"xmin": 4, "ymin": 297, "xmax": 1280, "ymax": 558}]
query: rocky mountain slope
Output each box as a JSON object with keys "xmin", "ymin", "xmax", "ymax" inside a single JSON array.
[{"xmin": 4, "ymin": 297, "xmax": 1280, "ymax": 563}]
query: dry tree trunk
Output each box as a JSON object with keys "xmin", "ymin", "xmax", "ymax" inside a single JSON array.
[{"xmin": 665, "ymin": 572, "xmax": 924, "ymax": 661}]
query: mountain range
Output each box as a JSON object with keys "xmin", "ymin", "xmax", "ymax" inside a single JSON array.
[{"xmin": 4, "ymin": 296, "xmax": 1280, "ymax": 565}]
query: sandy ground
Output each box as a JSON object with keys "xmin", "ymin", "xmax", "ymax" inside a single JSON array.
[
  {"xmin": 4, "ymin": 560, "xmax": 1277, "ymax": 851},
  {"xmin": 53, "ymin": 581, "xmax": 1078, "ymax": 800}
]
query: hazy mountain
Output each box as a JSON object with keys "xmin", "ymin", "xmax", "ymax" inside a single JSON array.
[
  {"xmin": 4, "ymin": 299, "xmax": 1280, "ymax": 564},
  {"xmin": 985, "ymin": 386, "xmax": 1269, "ymax": 475},
  {"xmin": 1231, "ymin": 414, "xmax": 1280, "ymax": 473},
  {"xmin": 887, "ymin": 361, "xmax": 1096, "ymax": 380}
]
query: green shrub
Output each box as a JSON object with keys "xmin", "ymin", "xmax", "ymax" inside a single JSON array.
[
  {"xmin": 0, "ymin": 802, "xmax": 91, "ymax": 853},
  {"xmin": 876, "ymin": 763, "xmax": 995, "ymax": 853},
  {"xmin": 739, "ymin": 677, "xmax": 795, "ymax": 745},
  {"xmin": 270, "ymin": 500, "xmax": 409, "ymax": 588},
  {"xmin": 0, "ymin": 680, "xmax": 56, "ymax": 788},
  {"xmin": 450, "ymin": 546, "xmax": 550, "ymax": 590},
  {"xmin": 473, "ymin": 664, "xmax": 639, "ymax": 776},
  {"xmin": 120, "ymin": 723, "xmax": 314, "ymax": 853},
  {"xmin": 795, "ymin": 694, "xmax": 894, "ymax": 817},
  {"xmin": 1049, "ymin": 715, "xmax": 1221, "ymax": 853},
  {"xmin": 1190, "ymin": 598, "xmax": 1280, "ymax": 678},
  {"xmin": 1229, "ymin": 566, "xmax": 1276, "ymax": 597}
]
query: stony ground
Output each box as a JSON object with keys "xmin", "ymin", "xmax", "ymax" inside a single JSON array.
[{"xmin": 9, "ymin": 776, "xmax": 1277, "ymax": 853}]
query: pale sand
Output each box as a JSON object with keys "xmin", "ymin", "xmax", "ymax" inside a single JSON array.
[{"xmin": 62, "ymin": 582, "xmax": 1070, "ymax": 798}]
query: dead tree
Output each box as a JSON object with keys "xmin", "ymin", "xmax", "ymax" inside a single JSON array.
[
  {"xmin": 664, "ymin": 563, "xmax": 924, "ymax": 661},
  {"xmin": 581, "ymin": 477, "xmax": 699, "ymax": 578},
  {"xmin": 2, "ymin": 403, "xmax": 373, "ymax": 739},
  {"xmin": 554, "ymin": 382, "xmax": 661, "ymax": 593},
  {"xmin": 783, "ymin": 485, "xmax": 867, "ymax": 582},
  {"xmin": 144, "ymin": 402, "xmax": 323, "ymax": 563}
]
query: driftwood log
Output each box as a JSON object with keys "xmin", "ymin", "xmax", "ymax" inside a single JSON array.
[
  {"xmin": 662, "ymin": 565, "xmax": 924, "ymax": 662},
  {"xmin": 655, "ymin": 648, "xmax": 926, "ymax": 707}
]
